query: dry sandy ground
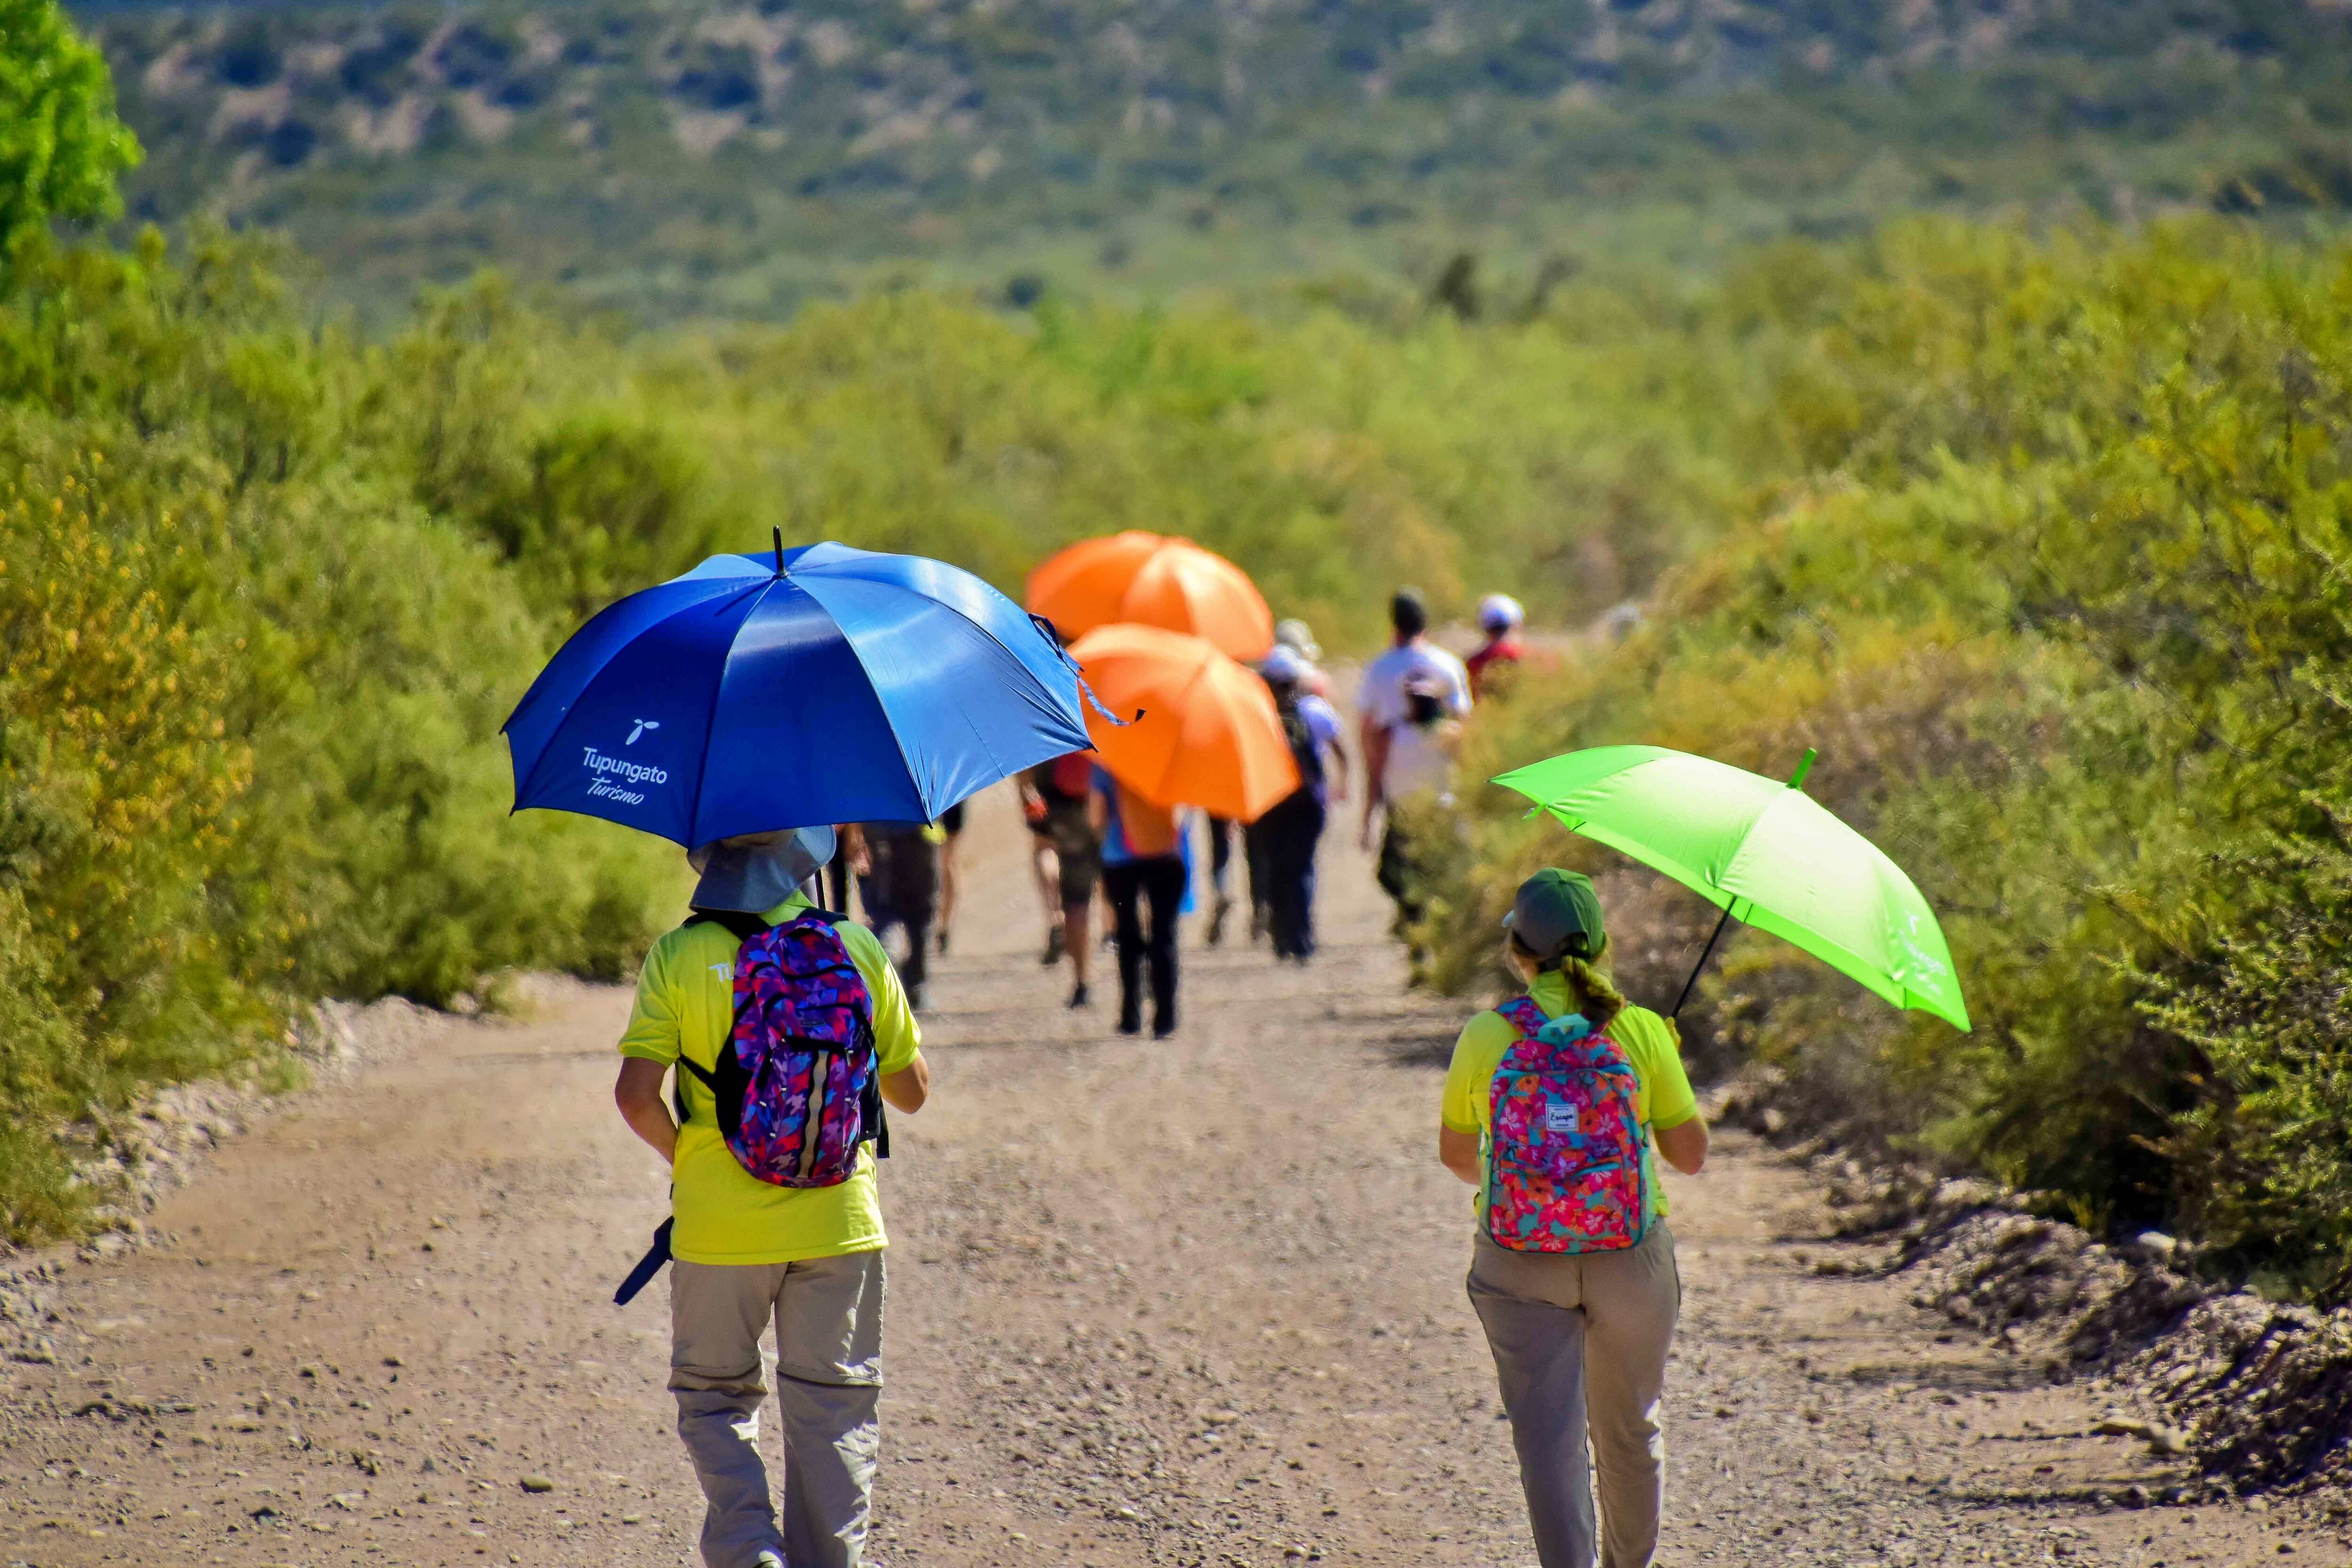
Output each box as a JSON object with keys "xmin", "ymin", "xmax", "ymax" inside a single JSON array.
[{"xmin": 1, "ymin": 789, "xmax": 2342, "ymax": 1568}]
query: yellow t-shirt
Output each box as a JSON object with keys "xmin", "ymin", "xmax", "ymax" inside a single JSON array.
[
  {"xmin": 1441, "ymin": 974, "xmax": 1697, "ymax": 1222},
  {"xmin": 617, "ymin": 894, "xmax": 923, "ymax": 1266}
]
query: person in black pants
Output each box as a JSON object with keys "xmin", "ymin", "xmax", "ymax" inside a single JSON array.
[
  {"xmin": 1257, "ymin": 645, "xmax": 1347, "ymax": 962},
  {"xmin": 1101, "ymin": 857, "xmax": 1185, "ymax": 1038},
  {"xmin": 1089, "ymin": 765, "xmax": 1190, "ymax": 1039},
  {"xmin": 1258, "ymin": 790, "xmax": 1326, "ymax": 960},
  {"xmin": 856, "ymin": 822, "xmax": 939, "ymax": 1011}
]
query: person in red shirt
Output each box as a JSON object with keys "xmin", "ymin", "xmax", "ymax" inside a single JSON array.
[{"xmin": 1467, "ymin": 593, "xmax": 1527, "ymax": 698}]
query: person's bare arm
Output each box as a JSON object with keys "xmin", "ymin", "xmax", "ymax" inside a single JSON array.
[
  {"xmin": 1359, "ymin": 719, "xmax": 1390, "ymax": 838},
  {"xmin": 615, "ymin": 1058, "xmax": 677, "ymax": 1165},
  {"xmin": 880, "ymin": 1055, "xmax": 930, "ymax": 1114},
  {"xmin": 1655, "ymin": 1115, "xmax": 1709, "ymax": 1175},
  {"xmin": 1438, "ymin": 1124, "xmax": 1481, "ymax": 1186}
]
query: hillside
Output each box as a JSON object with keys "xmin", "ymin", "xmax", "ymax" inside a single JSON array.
[{"xmin": 78, "ymin": 0, "xmax": 2352, "ymax": 318}]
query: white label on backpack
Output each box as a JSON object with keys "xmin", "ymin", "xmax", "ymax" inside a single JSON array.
[{"xmin": 1543, "ymin": 1103, "xmax": 1582, "ymax": 1135}]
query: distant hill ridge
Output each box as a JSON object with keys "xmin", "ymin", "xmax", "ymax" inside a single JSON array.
[{"xmin": 78, "ymin": 0, "xmax": 2352, "ymax": 315}]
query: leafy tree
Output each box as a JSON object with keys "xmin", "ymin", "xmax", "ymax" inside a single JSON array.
[{"xmin": 0, "ymin": 0, "xmax": 141, "ymax": 246}]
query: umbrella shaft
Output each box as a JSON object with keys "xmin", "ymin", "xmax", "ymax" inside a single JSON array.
[{"xmin": 1672, "ymin": 904, "xmax": 1739, "ymax": 1019}]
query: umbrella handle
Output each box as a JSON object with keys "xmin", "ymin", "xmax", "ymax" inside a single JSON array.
[
  {"xmin": 1671, "ymin": 903, "xmax": 1739, "ymax": 1019},
  {"xmin": 1668, "ymin": 746, "xmax": 1808, "ymax": 1017}
]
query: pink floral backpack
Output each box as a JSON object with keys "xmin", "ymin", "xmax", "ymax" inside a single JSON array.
[
  {"xmin": 675, "ymin": 908, "xmax": 885, "ymax": 1188},
  {"xmin": 1483, "ymin": 997, "xmax": 1649, "ymax": 1253}
]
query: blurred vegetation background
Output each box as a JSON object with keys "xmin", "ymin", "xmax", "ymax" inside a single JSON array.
[
  {"xmin": 0, "ymin": 0, "xmax": 2347, "ymax": 1311},
  {"xmin": 63, "ymin": 0, "xmax": 2352, "ymax": 321}
]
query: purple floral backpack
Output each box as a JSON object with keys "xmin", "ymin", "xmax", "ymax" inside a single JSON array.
[
  {"xmin": 675, "ymin": 908, "xmax": 885, "ymax": 1188},
  {"xmin": 1483, "ymin": 997, "xmax": 1648, "ymax": 1253}
]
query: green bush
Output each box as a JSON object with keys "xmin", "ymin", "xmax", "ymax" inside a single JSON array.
[{"xmin": 0, "ymin": 239, "xmax": 677, "ymax": 1239}]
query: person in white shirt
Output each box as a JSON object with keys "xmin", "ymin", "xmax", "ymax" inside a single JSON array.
[
  {"xmin": 1359, "ymin": 589, "xmax": 1472, "ymax": 937},
  {"xmin": 1358, "ymin": 590, "xmax": 1473, "ymax": 769},
  {"xmin": 1383, "ymin": 674, "xmax": 1463, "ymax": 804}
]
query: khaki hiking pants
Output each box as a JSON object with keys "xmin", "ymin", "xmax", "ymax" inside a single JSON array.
[
  {"xmin": 1469, "ymin": 1223, "xmax": 1680, "ymax": 1568},
  {"xmin": 670, "ymin": 1250, "xmax": 885, "ymax": 1568}
]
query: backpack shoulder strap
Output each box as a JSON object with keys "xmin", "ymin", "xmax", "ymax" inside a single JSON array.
[
  {"xmin": 671, "ymin": 909, "xmax": 775, "ymax": 1122},
  {"xmin": 1495, "ymin": 996, "xmax": 1549, "ymax": 1039}
]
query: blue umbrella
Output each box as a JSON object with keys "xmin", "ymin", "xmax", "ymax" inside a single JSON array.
[{"xmin": 503, "ymin": 538, "xmax": 1096, "ymax": 845}]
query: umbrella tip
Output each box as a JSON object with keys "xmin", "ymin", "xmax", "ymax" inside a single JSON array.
[
  {"xmin": 772, "ymin": 526, "xmax": 786, "ymax": 576},
  {"xmin": 1788, "ymin": 748, "xmax": 1818, "ymax": 791}
]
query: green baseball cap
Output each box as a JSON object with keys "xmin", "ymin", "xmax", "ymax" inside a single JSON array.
[{"xmin": 1502, "ymin": 868, "xmax": 1605, "ymax": 962}]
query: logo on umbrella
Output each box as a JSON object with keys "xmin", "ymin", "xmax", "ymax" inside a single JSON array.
[{"xmin": 627, "ymin": 719, "xmax": 661, "ymax": 746}]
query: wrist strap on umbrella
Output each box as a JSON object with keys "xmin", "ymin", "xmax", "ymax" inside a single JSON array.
[{"xmin": 614, "ymin": 1217, "xmax": 674, "ymax": 1306}]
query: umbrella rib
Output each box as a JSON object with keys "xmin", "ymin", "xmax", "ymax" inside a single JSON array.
[
  {"xmin": 797, "ymin": 571, "xmax": 1082, "ymax": 820},
  {"xmin": 683, "ymin": 580, "xmax": 777, "ymax": 848},
  {"xmin": 1152, "ymin": 649, "xmax": 1218, "ymax": 806}
]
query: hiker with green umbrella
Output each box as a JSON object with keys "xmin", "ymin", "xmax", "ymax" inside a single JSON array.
[
  {"xmin": 1437, "ymin": 869, "xmax": 1707, "ymax": 1568},
  {"xmin": 1446, "ymin": 743, "xmax": 1970, "ymax": 1568}
]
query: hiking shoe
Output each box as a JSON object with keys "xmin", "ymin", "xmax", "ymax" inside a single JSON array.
[
  {"xmin": 1041, "ymin": 923, "xmax": 1065, "ymax": 966},
  {"xmin": 937, "ymin": 927, "xmax": 952, "ymax": 955},
  {"xmin": 753, "ymin": 1553, "xmax": 786, "ymax": 1568},
  {"xmin": 1206, "ymin": 894, "xmax": 1232, "ymax": 947},
  {"xmin": 1117, "ymin": 1013, "xmax": 1143, "ymax": 1037},
  {"xmin": 1068, "ymin": 982, "xmax": 1090, "ymax": 1009},
  {"xmin": 1152, "ymin": 1019, "xmax": 1177, "ymax": 1041}
]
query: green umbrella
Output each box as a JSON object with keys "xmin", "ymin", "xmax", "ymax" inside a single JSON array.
[{"xmin": 1491, "ymin": 744, "xmax": 1970, "ymax": 1032}]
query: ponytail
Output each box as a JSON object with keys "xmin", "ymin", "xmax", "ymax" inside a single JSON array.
[
  {"xmin": 1508, "ymin": 933, "xmax": 1627, "ymax": 1033},
  {"xmin": 1562, "ymin": 954, "xmax": 1625, "ymax": 1035}
]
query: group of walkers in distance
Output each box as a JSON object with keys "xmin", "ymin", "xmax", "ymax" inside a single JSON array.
[
  {"xmin": 612, "ymin": 580, "xmax": 1712, "ymax": 1568},
  {"xmin": 1011, "ymin": 585, "xmax": 1529, "ymax": 1034},
  {"xmin": 787, "ymin": 584, "xmax": 1534, "ymax": 1037}
]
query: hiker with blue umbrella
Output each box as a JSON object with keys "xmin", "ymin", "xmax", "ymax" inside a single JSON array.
[{"xmin": 507, "ymin": 534, "xmax": 1100, "ymax": 1568}]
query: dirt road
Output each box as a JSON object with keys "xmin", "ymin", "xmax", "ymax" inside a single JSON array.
[{"xmin": 0, "ymin": 789, "xmax": 2336, "ymax": 1568}]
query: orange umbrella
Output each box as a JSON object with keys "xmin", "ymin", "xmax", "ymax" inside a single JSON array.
[
  {"xmin": 1026, "ymin": 532, "xmax": 1275, "ymax": 662},
  {"xmin": 1071, "ymin": 624, "xmax": 1299, "ymax": 823}
]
